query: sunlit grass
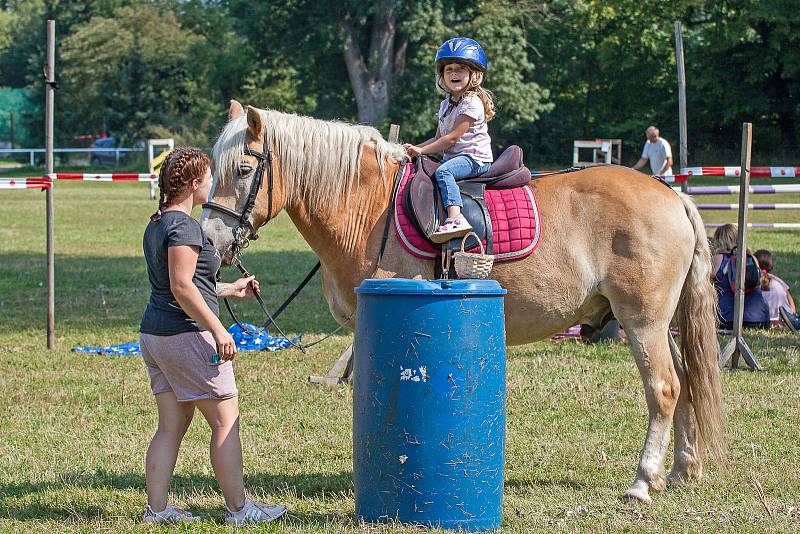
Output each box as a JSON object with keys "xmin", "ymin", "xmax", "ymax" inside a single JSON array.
[{"xmin": 1, "ymin": 179, "xmax": 798, "ymax": 532}]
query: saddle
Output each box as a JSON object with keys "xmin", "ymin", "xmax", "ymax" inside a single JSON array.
[{"xmin": 404, "ymin": 145, "xmax": 532, "ymax": 253}]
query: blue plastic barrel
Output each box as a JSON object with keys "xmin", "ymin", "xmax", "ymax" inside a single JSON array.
[{"xmin": 353, "ymin": 278, "xmax": 507, "ymax": 531}]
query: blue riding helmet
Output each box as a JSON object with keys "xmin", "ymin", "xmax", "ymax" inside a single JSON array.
[{"xmin": 435, "ymin": 38, "xmax": 487, "ymax": 73}]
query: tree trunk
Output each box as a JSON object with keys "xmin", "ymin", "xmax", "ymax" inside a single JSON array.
[{"xmin": 340, "ymin": 0, "xmax": 401, "ymax": 126}]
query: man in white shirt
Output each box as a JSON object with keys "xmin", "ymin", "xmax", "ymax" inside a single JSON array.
[{"xmin": 632, "ymin": 126, "xmax": 673, "ymax": 176}]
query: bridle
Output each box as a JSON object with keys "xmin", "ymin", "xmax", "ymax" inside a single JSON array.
[
  {"xmin": 201, "ymin": 130, "xmax": 405, "ymax": 353},
  {"xmin": 202, "ymin": 137, "xmax": 274, "ymax": 262},
  {"xmin": 201, "ymin": 135, "xmax": 338, "ymax": 352}
]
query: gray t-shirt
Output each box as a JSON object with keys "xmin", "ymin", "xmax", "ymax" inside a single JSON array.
[{"xmin": 140, "ymin": 211, "xmax": 221, "ymax": 335}]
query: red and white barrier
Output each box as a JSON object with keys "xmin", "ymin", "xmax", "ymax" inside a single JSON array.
[
  {"xmin": 48, "ymin": 173, "xmax": 157, "ymax": 182},
  {"xmin": 682, "ymin": 166, "xmax": 799, "ymax": 178},
  {"xmin": 0, "ymin": 177, "xmax": 53, "ymax": 189}
]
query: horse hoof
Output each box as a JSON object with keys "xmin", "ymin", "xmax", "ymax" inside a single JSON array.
[
  {"xmin": 622, "ymin": 483, "xmax": 652, "ymax": 503},
  {"xmin": 666, "ymin": 471, "xmax": 687, "ymax": 487}
]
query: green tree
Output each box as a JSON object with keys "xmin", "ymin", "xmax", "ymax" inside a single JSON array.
[
  {"xmin": 224, "ymin": 0, "xmax": 553, "ymax": 148},
  {"xmin": 59, "ymin": 5, "xmax": 220, "ymax": 144},
  {"xmin": 685, "ymin": 0, "xmax": 800, "ymax": 157}
]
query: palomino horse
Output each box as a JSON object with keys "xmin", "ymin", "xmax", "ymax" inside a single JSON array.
[{"xmin": 201, "ymin": 101, "xmax": 725, "ymax": 503}]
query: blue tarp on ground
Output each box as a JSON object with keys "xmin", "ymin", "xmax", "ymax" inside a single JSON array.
[{"xmin": 72, "ymin": 323, "xmax": 298, "ymax": 356}]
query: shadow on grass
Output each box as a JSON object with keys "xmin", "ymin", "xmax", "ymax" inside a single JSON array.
[
  {"xmin": 1, "ymin": 468, "xmax": 353, "ymax": 523},
  {"xmin": 0, "ymin": 249, "xmax": 340, "ymax": 335}
]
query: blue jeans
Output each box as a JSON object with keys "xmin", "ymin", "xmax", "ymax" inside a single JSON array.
[{"xmin": 434, "ymin": 155, "xmax": 492, "ymax": 209}]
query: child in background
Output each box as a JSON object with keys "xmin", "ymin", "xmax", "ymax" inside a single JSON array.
[
  {"xmin": 710, "ymin": 224, "xmax": 770, "ymax": 329},
  {"xmin": 754, "ymin": 249, "xmax": 800, "ymax": 331}
]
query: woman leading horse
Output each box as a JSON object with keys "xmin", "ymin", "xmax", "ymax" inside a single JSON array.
[{"xmin": 201, "ymin": 101, "xmax": 724, "ymax": 503}]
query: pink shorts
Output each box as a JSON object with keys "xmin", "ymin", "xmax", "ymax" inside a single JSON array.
[{"xmin": 140, "ymin": 331, "xmax": 238, "ymax": 402}]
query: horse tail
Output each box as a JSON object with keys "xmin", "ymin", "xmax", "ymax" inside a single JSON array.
[{"xmin": 675, "ymin": 192, "xmax": 726, "ymax": 463}]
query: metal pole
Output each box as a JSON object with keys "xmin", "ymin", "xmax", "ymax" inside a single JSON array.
[
  {"xmin": 675, "ymin": 22, "xmax": 688, "ymax": 193},
  {"xmin": 45, "ymin": 20, "xmax": 56, "ymax": 349}
]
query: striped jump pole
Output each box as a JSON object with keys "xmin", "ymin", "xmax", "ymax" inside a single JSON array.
[
  {"xmin": 48, "ymin": 173, "xmax": 158, "ymax": 182},
  {"xmin": 681, "ymin": 184, "xmax": 800, "ymax": 195},
  {"xmin": 705, "ymin": 222, "xmax": 800, "ymax": 229},
  {"xmin": 0, "ymin": 177, "xmax": 53, "ymax": 189},
  {"xmin": 697, "ymin": 203, "xmax": 800, "ymax": 210},
  {"xmin": 682, "ymin": 166, "xmax": 800, "ymax": 178}
]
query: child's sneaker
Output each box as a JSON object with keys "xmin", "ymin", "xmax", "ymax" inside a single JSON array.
[
  {"xmin": 430, "ymin": 216, "xmax": 472, "ymax": 244},
  {"xmin": 225, "ymin": 498, "xmax": 287, "ymax": 525},
  {"xmin": 779, "ymin": 306, "xmax": 799, "ymax": 332},
  {"xmin": 142, "ymin": 504, "xmax": 200, "ymax": 523}
]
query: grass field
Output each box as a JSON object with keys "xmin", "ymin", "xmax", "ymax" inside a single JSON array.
[{"xmin": 1, "ymin": 173, "xmax": 799, "ymax": 533}]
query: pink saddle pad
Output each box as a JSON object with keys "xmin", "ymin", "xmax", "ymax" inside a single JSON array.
[{"xmin": 394, "ymin": 163, "xmax": 541, "ymax": 261}]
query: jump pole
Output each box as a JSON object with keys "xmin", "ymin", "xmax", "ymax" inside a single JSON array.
[
  {"xmin": 719, "ymin": 122, "xmax": 762, "ymax": 371},
  {"xmin": 675, "ymin": 21, "xmax": 688, "ymax": 193},
  {"xmin": 45, "ymin": 20, "xmax": 56, "ymax": 349}
]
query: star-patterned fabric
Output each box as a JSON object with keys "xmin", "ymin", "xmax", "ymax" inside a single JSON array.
[{"xmin": 72, "ymin": 323, "xmax": 298, "ymax": 356}]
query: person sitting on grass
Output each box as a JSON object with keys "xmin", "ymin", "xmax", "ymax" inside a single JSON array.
[
  {"xmin": 139, "ymin": 147, "xmax": 286, "ymax": 525},
  {"xmin": 710, "ymin": 224, "xmax": 769, "ymax": 330},
  {"xmin": 754, "ymin": 249, "xmax": 800, "ymax": 332}
]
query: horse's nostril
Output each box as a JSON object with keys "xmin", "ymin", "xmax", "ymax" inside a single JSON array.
[{"xmin": 206, "ymin": 235, "xmax": 215, "ymax": 247}]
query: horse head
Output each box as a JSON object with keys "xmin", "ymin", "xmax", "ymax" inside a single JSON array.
[{"xmin": 202, "ymin": 100, "xmax": 288, "ymax": 264}]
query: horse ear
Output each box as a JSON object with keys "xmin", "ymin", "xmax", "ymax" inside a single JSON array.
[
  {"xmin": 246, "ymin": 106, "xmax": 264, "ymax": 140},
  {"xmin": 228, "ymin": 100, "xmax": 245, "ymax": 120}
]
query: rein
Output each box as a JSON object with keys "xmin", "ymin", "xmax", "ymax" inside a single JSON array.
[{"xmin": 222, "ymin": 259, "xmax": 351, "ymax": 353}]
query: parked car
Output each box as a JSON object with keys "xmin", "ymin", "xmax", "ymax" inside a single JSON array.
[{"xmin": 89, "ymin": 137, "xmax": 117, "ymax": 165}]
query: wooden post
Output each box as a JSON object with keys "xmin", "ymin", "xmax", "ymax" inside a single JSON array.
[
  {"xmin": 45, "ymin": 20, "xmax": 56, "ymax": 349},
  {"xmin": 675, "ymin": 22, "xmax": 688, "ymax": 193},
  {"xmin": 719, "ymin": 123, "xmax": 762, "ymax": 371},
  {"xmin": 388, "ymin": 123, "xmax": 400, "ymax": 143}
]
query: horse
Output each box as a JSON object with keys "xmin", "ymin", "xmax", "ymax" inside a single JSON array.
[{"xmin": 201, "ymin": 100, "xmax": 725, "ymax": 503}]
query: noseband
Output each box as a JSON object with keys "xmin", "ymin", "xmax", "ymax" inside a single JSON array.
[{"xmin": 202, "ymin": 138, "xmax": 273, "ymax": 260}]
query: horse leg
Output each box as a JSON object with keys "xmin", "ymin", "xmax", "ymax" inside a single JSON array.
[
  {"xmin": 622, "ymin": 323, "xmax": 680, "ymax": 503},
  {"xmin": 666, "ymin": 334, "xmax": 702, "ymax": 485}
]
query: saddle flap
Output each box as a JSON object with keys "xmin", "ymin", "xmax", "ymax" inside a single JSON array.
[
  {"xmin": 404, "ymin": 169, "xmax": 438, "ymax": 237},
  {"xmin": 418, "ymin": 156, "xmax": 441, "ymax": 179},
  {"xmin": 404, "ymin": 168, "xmax": 490, "ymax": 251}
]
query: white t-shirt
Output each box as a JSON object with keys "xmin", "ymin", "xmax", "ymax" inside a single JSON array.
[
  {"xmin": 641, "ymin": 137, "xmax": 673, "ymax": 175},
  {"xmin": 438, "ymin": 95, "xmax": 493, "ymax": 164},
  {"xmin": 762, "ymin": 275, "xmax": 791, "ymax": 320}
]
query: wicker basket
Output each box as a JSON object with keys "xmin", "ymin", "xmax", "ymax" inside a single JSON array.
[{"xmin": 454, "ymin": 232, "xmax": 494, "ymax": 279}]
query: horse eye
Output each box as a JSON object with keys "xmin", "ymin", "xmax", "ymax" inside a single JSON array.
[{"xmin": 238, "ymin": 165, "xmax": 253, "ymax": 176}]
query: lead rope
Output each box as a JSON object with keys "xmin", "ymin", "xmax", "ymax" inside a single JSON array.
[{"xmin": 220, "ymin": 160, "xmax": 408, "ymax": 352}]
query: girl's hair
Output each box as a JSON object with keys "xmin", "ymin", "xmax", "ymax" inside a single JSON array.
[
  {"xmin": 436, "ymin": 62, "xmax": 496, "ymax": 122},
  {"xmin": 711, "ymin": 223, "xmax": 738, "ymax": 255},
  {"xmin": 150, "ymin": 147, "xmax": 210, "ymax": 221},
  {"xmin": 754, "ymin": 249, "xmax": 774, "ymax": 291}
]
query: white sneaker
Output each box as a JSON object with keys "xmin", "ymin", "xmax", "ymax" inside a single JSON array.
[
  {"xmin": 225, "ymin": 498, "xmax": 287, "ymax": 525},
  {"xmin": 142, "ymin": 504, "xmax": 201, "ymax": 523}
]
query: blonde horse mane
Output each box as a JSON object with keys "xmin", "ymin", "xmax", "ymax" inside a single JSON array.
[{"xmin": 212, "ymin": 108, "xmax": 407, "ymax": 211}]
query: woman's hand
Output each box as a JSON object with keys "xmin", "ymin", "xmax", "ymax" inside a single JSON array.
[
  {"xmin": 213, "ymin": 327, "xmax": 237, "ymax": 361},
  {"xmin": 232, "ymin": 275, "xmax": 260, "ymax": 298},
  {"xmin": 217, "ymin": 276, "xmax": 260, "ymax": 298},
  {"xmin": 403, "ymin": 144, "xmax": 422, "ymax": 158}
]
